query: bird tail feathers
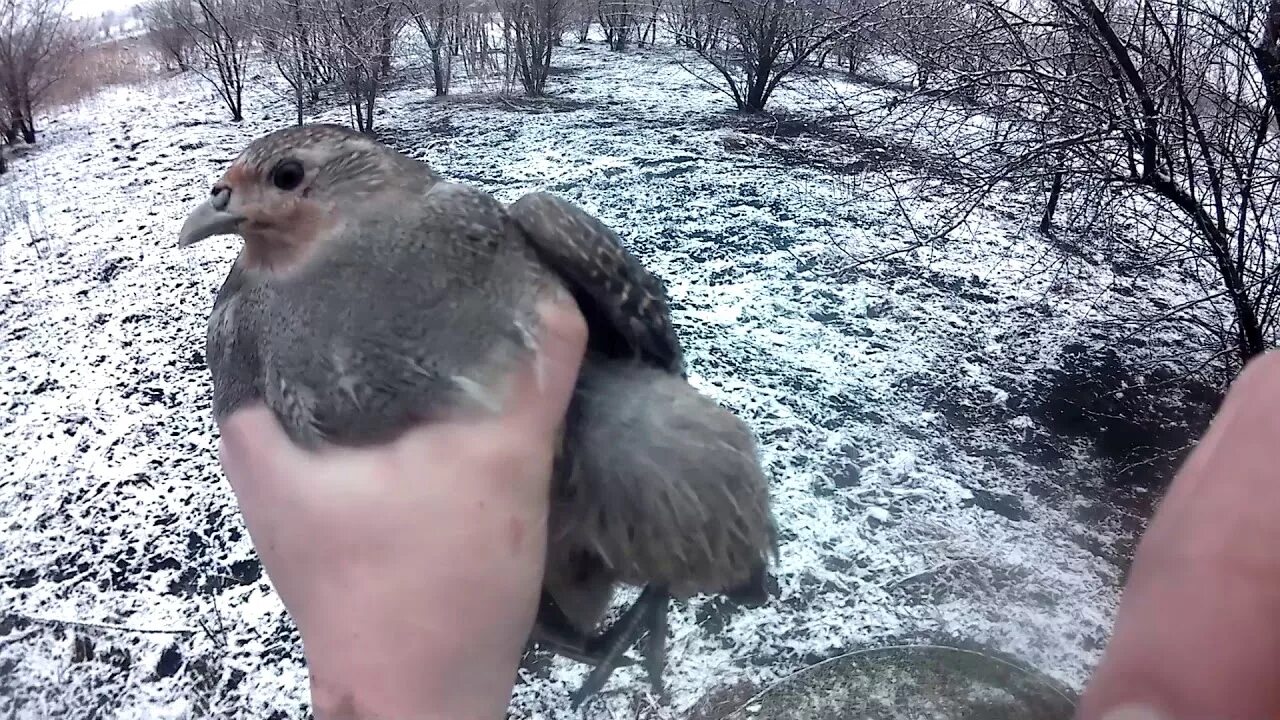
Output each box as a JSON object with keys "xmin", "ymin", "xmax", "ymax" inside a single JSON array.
[{"xmin": 555, "ymin": 360, "xmax": 778, "ymax": 599}]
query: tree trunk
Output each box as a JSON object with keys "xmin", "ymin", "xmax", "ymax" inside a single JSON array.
[
  {"xmin": 744, "ymin": 57, "xmax": 775, "ymax": 111},
  {"xmin": 1237, "ymin": 301, "xmax": 1267, "ymax": 360},
  {"xmin": 1040, "ymin": 172, "xmax": 1064, "ymax": 235},
  {"xmin": 432, "ymin": 47, "xmax": 446, "ymax": 95},
  {"xmin": 380, "ymin": 19, "xmax": 395, "ymax": 75}
]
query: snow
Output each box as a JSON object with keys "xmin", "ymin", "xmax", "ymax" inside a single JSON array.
[{"xmin": 0, "ymin": 40, "xmax": 1217, "ymax": 719}]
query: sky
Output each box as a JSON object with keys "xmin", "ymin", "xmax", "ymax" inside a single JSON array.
[{"xmin": 68, "ymin": 0, "xmax": 139, "ymax": 18}]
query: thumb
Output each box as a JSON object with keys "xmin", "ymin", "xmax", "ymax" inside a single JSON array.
[{"xmin": 502, "ymin": 291, "xmax": 589, "ymax": 442}]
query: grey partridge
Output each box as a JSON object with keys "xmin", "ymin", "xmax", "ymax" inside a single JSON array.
[{"xmin": 178, "ymin": 124, "xmax": 777, "ymax": 706}]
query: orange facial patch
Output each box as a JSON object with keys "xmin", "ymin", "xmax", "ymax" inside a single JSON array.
[{"xmin": 240, "ymin": 196, "xmax": 332, "ymax": 275}]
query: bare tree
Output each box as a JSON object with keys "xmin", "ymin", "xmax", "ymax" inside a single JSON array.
[
  {"xmin": 863, "ymin": 0, "xmax": 1280, "ymax": 367},
  {"xmin": 168, "ymin": 0, "xmax": 251, "ymax": 121},
  {"xmin": 820, "ymin": 0, "xmax": 878, "ymax": 74},
  {"xmin": 633, "ymin": 0, "xmax": 659, "ymax": 45},
  {"xmin": 669, "ymin": 0, "xmax": 724, "ymax": 52},
  {"xmin": 882, "ymin": 0, "xmax": 982, "ymax": 89},
  {"xmin": 404, "ymin": 0, "xmax": 457, "ymax": 95},
  {"xmin": 253, "ymin": 0, "xmax": 327, "ymax": 124},
  {"xmin": 0, "ymin": 0, "xmax": 82, "ymax": 143},
  {"xmin": 456, "ymin": 6, "xmax": 503, "ymax": 89},
  {"xmin": 315, "ymin": 0, "xmax": 404, "ymax": 131},
  {"xmin": 498, "ymin": 0, "xmax": 568, "ymax": 95},
  {"xmin": 140, "ymin": 0, "xmax": 192, "ymax": 70},
  {"xmin": 571, "ymin": 0, "xmax": 591, "ymax": 40},
  {"xmin": 683, "ymin": 0, "xmax": 879, "ymax": 111},
  {"xmin": 598, "ymin": 0, "xmax": 632, "ymax": 49}
]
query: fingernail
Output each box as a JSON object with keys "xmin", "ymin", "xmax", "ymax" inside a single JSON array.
[{"xmin": 1099, "ymin": 703, "xmax": 1169, "ymax": 720}]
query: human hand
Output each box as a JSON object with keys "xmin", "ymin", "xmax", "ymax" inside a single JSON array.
[
  {"xmin": 1076, "ymin": 351, "xmax": 1280, "ymax": 720},
  {"xmin": 216, "ymin": 296, "xmax": 588, "ymax": 720}
]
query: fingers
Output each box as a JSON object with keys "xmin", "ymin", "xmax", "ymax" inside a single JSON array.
[
  {"xmin": 500, "ymin": 290, "xmax": 589, "ymax": 444},
  {"xmin": 218, "ymin": 404, "xmax": 291, "ymax": 493},
  {"xmin": 217, "ymin": 292, "xmax": 587, "ymax": 495},
  {"xmin": 1076, "ymin": 350, "xmax": 1280, "ymax": 720}
]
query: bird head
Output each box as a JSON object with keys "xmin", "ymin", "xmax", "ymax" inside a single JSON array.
[{"xmin": 178, "ymin": 124, "xmax": 436, "ymax": 271}]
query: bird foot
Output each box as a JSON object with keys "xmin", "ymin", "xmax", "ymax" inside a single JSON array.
[
  {"xmin": 529, "ymin": 621, "xmax": 636, "ymax": 668},
  {"xmin": 570, "ymin": 586, "xmax": 670, "ymax": 708}
]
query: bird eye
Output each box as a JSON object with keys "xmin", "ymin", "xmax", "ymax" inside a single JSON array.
[{"xmin": 270, "ymin": 160, "xmax": 305, "ymax": 191}]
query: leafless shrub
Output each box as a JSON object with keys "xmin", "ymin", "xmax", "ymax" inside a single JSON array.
[
  {"xmin": 669, "ymin": 0, "xmax": 724, "ymax": 52},
  {"xmin": 139, "ymin": 0, "xmax": 192, "ymax": 70},
  {"xmin": 632, "ymin": 0, "xmax": 659, "ymax": 45},
  {"xmin": 880, "ymin": 0, "xmax": 987, "ymax": 89},
  {"xmin": 817, "ymin": 0, "xmax": 880, "ymax": 74},
  {"xmin": 457, "ymin": 7, "xmax": 503, "ymax": 90},
  {"xmin": 159, "ymin": 0, "xmax": 252, "ymax": 121},
  {"xmin": 0, "ymin": 178, "xmax": 54, "ymax": 260},
  {"xmin": 570, "ymin": 0, "xmax": 591, "ymax": 40},
  {"xmin": 314, "ymin": 0, "xmax": 406, "ymax": 131},
  {"xmin": 404, "ymin": 0, "xmax": 459, "ymax": 95},
  {"xmin": 681, "ymin": 0, "xmax": 884, "ymax": 111},
  {"xmin": 0, "ymin": 0, "xmax": 85, "ymax": 143},
  {"xmin": 252, "ymin": 0, "xmax": 328, "ymax": 125},
  {"xmin": 498, "ymin": 0, "xmax": 569, "ymax": 95},
  {"xmin": 856, "ymin": 0, "xmax": 1280, "ymax": 369},
  {"xmin": 598, "ymin": 0, "xmax": 633, "ymax": 49}
]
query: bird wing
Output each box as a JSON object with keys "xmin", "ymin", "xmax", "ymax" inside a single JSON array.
[{"xmin": 507, "ymin": 192, "xmax": 685, "ymax": 375}]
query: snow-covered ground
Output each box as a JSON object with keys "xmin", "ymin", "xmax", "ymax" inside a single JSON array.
[{"xmin": 0, "ymin": 40, "xmax": 1216, "ymax": 718}]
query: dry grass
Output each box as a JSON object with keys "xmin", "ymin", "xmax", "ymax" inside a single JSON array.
[
  {"xmin": 44, "ymin": 37, "xmax": 163, "ymax": 109},
  {"xmin": 1, "ymin": 38, "xmax": 158, "ymax": 178}
]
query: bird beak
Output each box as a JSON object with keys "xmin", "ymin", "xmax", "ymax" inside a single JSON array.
[{"xmin": 178, "ymin": 186, "xmax": 244, "ymax": 247}]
